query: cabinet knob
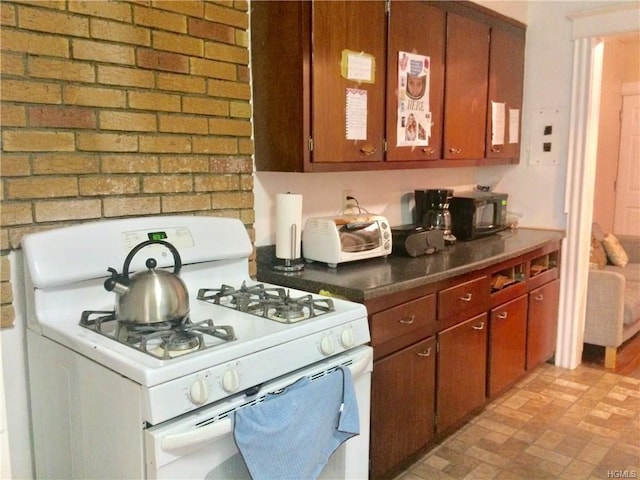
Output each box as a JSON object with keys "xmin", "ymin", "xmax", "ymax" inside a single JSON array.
[
  {"xmin": 360, "ymin": 144, "xmax": 377, "ymax": 155},
  {"xmin": 472, "ymin": 321, "xmax": 485, "ymax": 330},
  {"xmin": 449, "ymin": 147, "xmax": 462, "ymax": 154},
  {"xmin": 398, "ymin": 315, "xmax": 415, "ymax": 325},
  {"xmin": 459, "ymin": 293, "xmax": 473, "ymax": 302},
  {"xmin": 417, "ymin": 347, "xmax": 432, "ymax": 357}
]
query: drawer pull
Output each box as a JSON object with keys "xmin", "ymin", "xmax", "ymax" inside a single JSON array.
[
  {"xmin": 534, "ymin": 294, "xmax": 544, "ymax": 301},
  {"xmin": 459, "ymin": 293, "xmax": 473, "ymax": 302},
  {"xmin": 497, "ymin": 312, "xmax": 508, "ymax": 320},
  {"xmin": 417, "ymin": 347, "xmax": 432, "ymax": 357},
  {"xmin": 472, "ymin": 322, "xmax": 485, "ymax": 330},
  {"xmin": 398, "ymin": 315, "xmax": 415, "ymax": 325},
  {"xmin": 422, "ymin": 147, "xmax": 435, "ymax": 155},
  {"xmin": 449, "ymin": 147, "xmax": 462, "ymax": 154}
]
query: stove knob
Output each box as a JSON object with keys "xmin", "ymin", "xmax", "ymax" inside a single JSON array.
[
  {"xmin": 340, "ymin": 328, "xmax": 354, "ymax": 348},
  {"xmin": 222, "ymin": 369, "xmax": 240, "ymax": 393},
  {"xmin": 189, "ymin": 379, "xmax": 209, "ymax": 405},
  {"xmin": 320, "ymin": 335, "xmax": 335, "ymax": 356}
]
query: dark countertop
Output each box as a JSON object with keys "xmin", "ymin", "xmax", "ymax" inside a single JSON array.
[{"xmin": 257, "ymin": 228, "xmax": 565, "ymax": 303}]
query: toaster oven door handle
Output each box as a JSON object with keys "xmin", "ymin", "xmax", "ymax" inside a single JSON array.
[{"xmin": 345, "ymin": 222, "xmax": 372, "ymax": 230}]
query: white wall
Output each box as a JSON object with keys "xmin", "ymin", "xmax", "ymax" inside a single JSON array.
[{"xmin": 254, "ymin": 169, "xmax": 485, "ymax": 246}]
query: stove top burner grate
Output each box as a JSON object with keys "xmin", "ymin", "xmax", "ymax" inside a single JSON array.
[
  {"xmin": 80, "ymin": 311, "xmax": 235, "ymax": 360},
  {"xmin": 197, "ymin": 282, "xmax": 335, "ymax": 323}
]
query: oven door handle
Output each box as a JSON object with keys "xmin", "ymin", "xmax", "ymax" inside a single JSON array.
[
  {"xmin": 350, "ymin": 349, "xmax": 372, "ymax": 377},
  {"xmin": 161, "ymin": 417, "xmax": 232, "ymax": 452}
]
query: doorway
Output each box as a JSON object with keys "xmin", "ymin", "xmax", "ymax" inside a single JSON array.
[
  {"xmin": 559, "ymin": 3, "xmax": 640, "ymax": 369},
  {"xmin": 613, "ymin": 92, "xmax": 640, "ymax": 235},
  {"xmin": 592, "ymin": 35, "xmax": 640, "ymax": 236}
]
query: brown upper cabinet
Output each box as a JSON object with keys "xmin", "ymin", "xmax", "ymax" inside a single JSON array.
[
  {"xmin": 385, "ymin": 1, "xmax": 445, "ymax": 163},
  {"xmin": 251, "ymin": 1, "xmax": 386, "ymax": 172},
  {"xmin": 443, "ymin": 12, "xmax": 490, "ymax": 160},
  {"xmin": 486, "ymin": 26, "xmax": 526, "ymax": 160},
  {"xmin": 250, "ymin": 1, "xmax": 526, "ymax": 172}
]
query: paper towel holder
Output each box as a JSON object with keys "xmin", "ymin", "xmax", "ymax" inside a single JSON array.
[{"xmin": 273, "ymin": 223, "xmax": 304, "ymax": 272}]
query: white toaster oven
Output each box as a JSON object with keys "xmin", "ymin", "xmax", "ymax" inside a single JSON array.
[{"xmin": 302, "ymin": 215, "xmax": 392, "ymax": 268}]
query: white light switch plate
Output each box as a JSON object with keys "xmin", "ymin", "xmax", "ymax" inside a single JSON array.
[{"xmin": 528, "ymin": 107, "xmax": 568, "ymax": 165}]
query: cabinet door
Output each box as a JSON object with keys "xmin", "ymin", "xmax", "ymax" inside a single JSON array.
[
  {"xmin": 371, "ymin": 337, "xmax": 436, "ymax": 479},
  {"xmin": 312, "ymin": 1, "xmax": 386, "ymax": 164},
  {"xmin": 488, "ymin": 295, "xmax": 527, "ymax": 397},
  {"xmin": 486, "ymin": 27, "xmax": 525, "ymax": 159},
  {"xmin": 443, "ymin": 13, "xmax": 490, "ymax": 159},
  {"xmin": 527, "ymin": 279, "xmax": 560, "ymax": 369},
  {"xmin": 251, "ymin": 1, "xmax": 311, "ymax": 172},
  {"xmin": 437, "ymin": 313, "xmax": 487, "ymax": 435},
  {"xmin": 386, "ymin": 1, "xmax": 445, "ymax": 162}
]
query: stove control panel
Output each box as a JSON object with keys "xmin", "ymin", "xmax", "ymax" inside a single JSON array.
[
  {"xmin": 122, "ymin": 226, "xmax": 195, "ymax": 251},
  {"xmin": 143, "ymin": 318, "xmax": 370, "ymax": 425}
]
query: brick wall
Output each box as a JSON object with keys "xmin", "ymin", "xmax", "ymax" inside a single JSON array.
[{"xmin": 0, "ymin": 0, "xmax": 255, "ymax": 328}]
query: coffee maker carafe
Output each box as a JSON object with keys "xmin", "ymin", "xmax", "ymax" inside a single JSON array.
[{"xmin": 415, "ymin": 189, "xmax": 456, "ymax": 244}]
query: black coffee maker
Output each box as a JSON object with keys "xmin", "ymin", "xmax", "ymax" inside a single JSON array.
[{"xmin": 415, "ymin": 189, "xmax": 456, "ymax": 244}]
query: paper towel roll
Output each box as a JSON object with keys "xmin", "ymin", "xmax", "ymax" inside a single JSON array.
[{"xmin": 275, "ymin": 193, "xmax": 303, "ymax": 259}]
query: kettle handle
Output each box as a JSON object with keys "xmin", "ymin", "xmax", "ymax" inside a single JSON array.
[{"xmin": 122, "ymin": 240, "xmax": 183, "ymax": 278}]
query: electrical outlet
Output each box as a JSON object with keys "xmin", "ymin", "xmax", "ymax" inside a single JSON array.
[{"xmin": 342, "ymin": 189, "xmax": 354, "ymax": 212}]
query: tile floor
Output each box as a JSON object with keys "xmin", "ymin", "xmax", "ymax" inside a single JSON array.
[{"xmin": 396, "ymin": 364, "xmax": 640, "ymax": 480}]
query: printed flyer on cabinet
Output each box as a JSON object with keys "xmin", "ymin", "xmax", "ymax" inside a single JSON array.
[{"xmin": 397, "ymin": 51, "xmax": 431, "ymax": 147}]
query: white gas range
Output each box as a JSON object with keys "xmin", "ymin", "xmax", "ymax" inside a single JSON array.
[{"xmin": 22, "ymin": 215, "xmax": 372, "ymax": 479}]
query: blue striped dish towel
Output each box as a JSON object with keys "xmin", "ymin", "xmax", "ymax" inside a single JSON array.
[{"xmin": 233, "ymin": 366, "xmax": 359, "ymax": 480}]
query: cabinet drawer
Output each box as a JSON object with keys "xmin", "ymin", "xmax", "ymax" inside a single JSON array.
[
  {"xmin": 370, "ymin": 294, "xmax": 436, "ymax": 352},
  {"xmin": 437, "ymin": 276, "xmax": 490, "ymax": 329}
]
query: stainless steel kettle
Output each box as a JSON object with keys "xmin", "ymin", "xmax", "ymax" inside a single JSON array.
[{"xmin": 104, "ymin": 240, "xmax": 189, "ymax": 324}]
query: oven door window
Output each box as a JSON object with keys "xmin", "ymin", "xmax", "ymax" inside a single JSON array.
[{"xmin": 339, "ymin": 222, "xmax": 380, "ymax": 252}]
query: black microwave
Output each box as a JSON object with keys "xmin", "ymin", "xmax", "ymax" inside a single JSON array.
[{"xmin": 449, "ymin": 192, "xmax": 508, "ymax": 241}]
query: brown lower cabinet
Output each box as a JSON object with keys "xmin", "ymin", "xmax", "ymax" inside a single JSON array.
[
  {"xmin": 436, "ymin": 313, "xmax": 488, "ymax": 435},
  {"xmin": 526, "ymin": 279, "xmax": 560, "ymax": 369},
  {"xmin": 368, "ymin": 243, "xmax": 561, "ymax": 479},
  {"xmin": 488, "ymin": 295, "xmax": 528, "ymax": 397},
  {"xmin": 370, "ymin": 337, "xmax": 436, "ymax": 479}
]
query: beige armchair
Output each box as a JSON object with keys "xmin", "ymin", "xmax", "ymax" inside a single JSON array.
[{"xmin": 583, "ymin": 230, "xmax": 640, "ymax": 368}]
